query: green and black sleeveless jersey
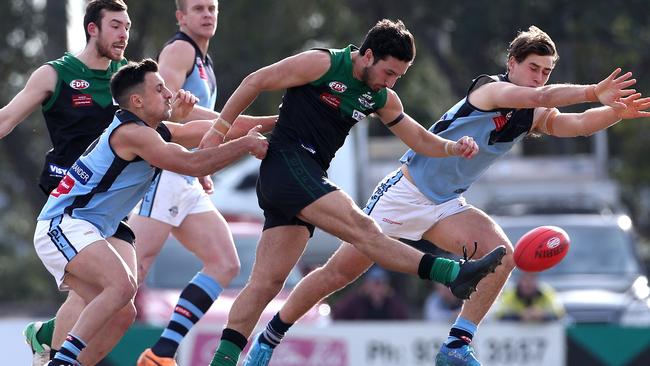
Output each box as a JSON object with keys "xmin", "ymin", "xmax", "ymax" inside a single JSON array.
[
  {"xmin": 270, "ymin": 45, "xmax": 388, "ymax": 170},
  {"xmin": 39, "ymin": 52, "xmax": 127, "ymax": 194}
]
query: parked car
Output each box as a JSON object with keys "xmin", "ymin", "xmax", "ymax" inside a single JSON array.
[
  {"xmin": 135, "ymin": 220, "xmax": 330, "ymax": 327},
  {"xmin": 494, "ymin": 213, "xmax": 650, "ymax": 324}
]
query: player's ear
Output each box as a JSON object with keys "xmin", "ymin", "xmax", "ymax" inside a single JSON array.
[
  {"xmin": 506, "ymin": 56, "xmax": 517, "ymax": 74},
  {"xmin": 175, "ymin": 9, "xmax": 185, "ymax": 27},
  {"xmin": 129, "ymin": 93, "xmax": 144, "ymax": 109},
  {"xmin": 87, "ymin": 22, "xmax": 99, "ymax": 39},
  {"xmin": 362, "ymin": 48, "xmax": 374, "ymax": 66}
]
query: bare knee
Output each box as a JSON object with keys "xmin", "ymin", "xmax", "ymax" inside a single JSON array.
[
  {"xmin": 205, "ymin": 256, "xmax": 240, "ymax": 285},
  {"xmin": 109, "ymin": 274, "xmax": 138, "ymax": 306},
  {"xmin": 248, "ymin": 274, "xmax": 285, "ymax": 302},
  {"xmin": 345, "ymin": 215, "xmax": 384, "ymax": 250}
]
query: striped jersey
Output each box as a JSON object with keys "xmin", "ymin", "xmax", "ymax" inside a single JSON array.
[
  {"xmin": 38, "ymin": 110, "xmax": 172, "ymax": 237},
  {"xmin": 401, "ymin": 74, "xmax": 535, "ymax": 204}
]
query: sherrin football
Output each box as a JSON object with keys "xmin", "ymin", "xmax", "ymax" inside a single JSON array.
[{"xmin": 513, "ymin": 226, "xmax": 570, "ymax": 272}]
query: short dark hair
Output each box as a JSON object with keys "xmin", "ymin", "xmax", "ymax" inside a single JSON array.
[
  {"xmin": 84, "ymin": 0, "xmax": 128, "ymax": 42},
  {"xmin": 359, "ymin": 19, "xmax": 415, "ymax": 64},
  {"xmin": 507, "ymin": 26, "xmax": 559, "ymax": 65},
  {"xmin": 110, "ymin": 59, "xmax": 159, "ymax": 107},
  {"xmin": 175, "ymin": 0, "xmax": 186, "ymax": 11}
]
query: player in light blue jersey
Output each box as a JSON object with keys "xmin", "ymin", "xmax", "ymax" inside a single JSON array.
[
  {"xmin": 130, "ymin": 2, "xmax": 275, "ymax": 365},
  {"xmin": 240, "ymin": 26, "xmax": 650, "ymax": 366},
  {"xmin": 34, "ymin": 59, "xmax": 268, "ymax": 366}
]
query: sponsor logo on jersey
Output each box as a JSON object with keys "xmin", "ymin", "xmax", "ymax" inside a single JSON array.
[
  {"xmin": 328, "ymin": 81, "xmax": 348, "ymax": 93},
  {"xmin": 300, "ymin": 143, "xmax": 316, "ymax": 155},
  {"xmin": 70, "ymin": 79, "xmax": 90, "ymax": 90},
  {"xmin": 382, "ymin": 217, "xmax": 403, "ymax": 225},
  {"xmin": 169, "ymin": 206, "xmax": 179, "ymax": 217},
  {"xmin": 197, "ymin": 57, "xmax": 208, "ymax": 80},
  {"xmin": 72, "ymin": 94, "xmax": 93, "ymax": 108},
  {"xmin": 358, "ymin": 93, "xmax": 375, "ymax": 109},
  {"xmin": 69, "ymin": 160, "xmax": 93, "ymax": 185},
  {"xmin": 51, "ymin": 175, "xmax": 75, "ymax": 198},
  {"xmin": 320, "ymin": 92, "xmax": 341, "ymax": 109},
  {"xmin": 48, "ymin": 163, "xmax": 68, "ymax": 177},
  {"xmin": 492, "ymin": 111, "xmax": 513, "ymax": 131},
  {"xmin": 492, "ymin": 115, "xmax": 507, "ymax": 131},
  {"xmin": 352, "ymin": 109, "xmax": 366, "ymax": 122}
]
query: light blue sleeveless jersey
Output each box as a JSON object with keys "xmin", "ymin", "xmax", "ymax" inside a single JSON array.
[
  {"xmin": 164, "ymin": 31, "xmax": 217, "ymax": 109},
  {"xmin": 38, "ymin": 110, "xmax": 172, "ymax": 237},
  {"xmin": 400, "ymin": 74, "xmax": 535, "ymax": 204},
  {"xmin": 158, "ymin": 32, "xmax": 216, "ymax": 184}
]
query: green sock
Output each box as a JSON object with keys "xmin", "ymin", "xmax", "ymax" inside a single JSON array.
[
  {"xmin": 37, "ymin": 318, "xmax": 56, "ymax": 347},
  {"xmin": 430, "ymin": 257, "xmax": 460, "ymax": 284},
  {"xmin": 210, "ymin": 340, "xmax": 242, "ymax": 366}
]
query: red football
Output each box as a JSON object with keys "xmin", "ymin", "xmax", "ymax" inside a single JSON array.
[{"xmin": 514, "ymin": 226, "xmax": 570, "ymax": 272}]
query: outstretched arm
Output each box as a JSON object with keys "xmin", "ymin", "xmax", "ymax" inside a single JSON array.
[
  {"xmin": 200, "ymin": 50, "xmax": 331, "ymax": 148},
  {"xmin": 471, "ymin": 68, "xmax": 636, "ymax": 111},
  {"xmin": 534, "ymin": 93, "xmax": 650, "ymax": 137},
  {"xmin": 376, "ymin": 90, "xmax": 478, "ymax": 158},
  {"xmin": 0, "ymin": 65, "xmax": 56, "ymax": 138},
  {"xmin": 111, "ymin": 123, "xmax": 268, "ymax": 177}
]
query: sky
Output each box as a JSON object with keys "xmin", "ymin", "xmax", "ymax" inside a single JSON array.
[{"xmin": 66, "ymin": 0, "xmax": 85, "ymax": 53}]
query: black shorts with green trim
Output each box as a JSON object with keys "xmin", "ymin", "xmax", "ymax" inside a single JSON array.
[{"xmin": 256, "ymin": 147, "xmax": 339, "ymax": 236}]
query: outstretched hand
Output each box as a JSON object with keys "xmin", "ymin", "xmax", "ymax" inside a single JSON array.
[
  {"xmin": 245, "ymin": 125, "xmax": 269, "ymax": 160},
  {"xmin": 453, "ymin": 136, "xmax": 479, "ymax": 159},
  {"xmin": 617, "ymin": 93, "xmax": 650, "ymax": 120},
  {"xmin": 170, "ymin": 89, "xmax": 199, "ymax": 121},
  {"xmin": 595, "ymin": 68, "xmax": 637, "ymax": 109}
]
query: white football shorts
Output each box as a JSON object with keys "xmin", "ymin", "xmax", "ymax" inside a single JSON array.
[
  {"xmin": 133, "ymin": 170, "xmax": 216, "ymax": 227},
  {"xmin": 34, "ymin": 214, "xmax": 104, "ymax": 290},
  {"xmin": 363, "ymin": 169, "xmax": 472, "ymax": 241}
]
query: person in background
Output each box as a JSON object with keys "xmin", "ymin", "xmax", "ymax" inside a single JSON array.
[
  {"xmin": 332, "ymin": 265, "xmax": 410, "ymax": 320},
  {"xmin": 496, "ymin": 271, "xmax": 564, "ymax": 322},
  {"xmin": 424, "ymin": 282, "xmax": 463, "ymax": 323}
]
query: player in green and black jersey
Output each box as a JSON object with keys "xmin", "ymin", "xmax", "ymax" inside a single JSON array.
[{"xmin": 199, "ymin": 19, "xmax": 508, "ymax": 366}]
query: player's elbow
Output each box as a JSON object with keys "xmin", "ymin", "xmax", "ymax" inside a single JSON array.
[
  {"xmin": 0, "ymin": 120, "xmax": 17, "ymax": 139},
  {"xmin": 185, "ymin": 159, "xmax": 215, "ymax": 177}
]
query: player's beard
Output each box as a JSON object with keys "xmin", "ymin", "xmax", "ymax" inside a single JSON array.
[
  {"xmin": 96, "ymin": 32, "xmax": 125, "ymax": 62},
  {"xmin": 361, "ymin": 66, "xmax": 381, "ymax": 91}
]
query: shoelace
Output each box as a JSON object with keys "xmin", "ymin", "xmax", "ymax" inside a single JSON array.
[{"xmin": 459, "ymin": 242, "xmax": 478, "ymax": 265}]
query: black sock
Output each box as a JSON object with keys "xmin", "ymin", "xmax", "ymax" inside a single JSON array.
[
  {"xmin": 447, "ymin": 328, "xmax": 473, "ymax": 348},
  {"xmin": 259, "ymin": 312, "xmax": 293, "ymax": 348},
  {"xmin": 418, "ymin": 253, "xmax": 436, "ymax": 279}
]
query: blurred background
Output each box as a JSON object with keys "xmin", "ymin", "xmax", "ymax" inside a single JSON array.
[{"xmin": 3, "ymin": 0, "xmax": 650, "ymax": 365}]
